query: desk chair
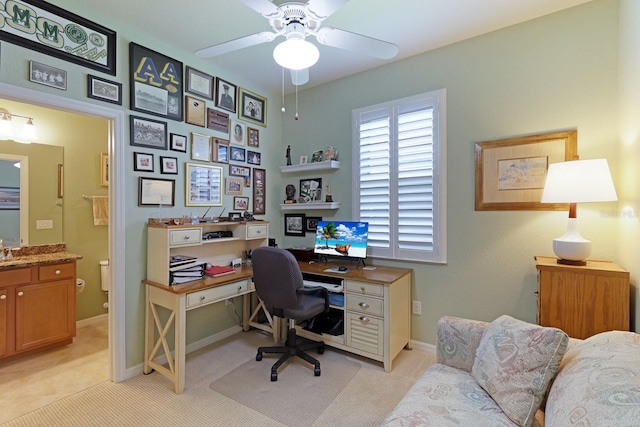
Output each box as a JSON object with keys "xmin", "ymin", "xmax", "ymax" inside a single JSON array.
[{"xmin": 252, "ymin": 246, "xmax": 329, "ymax": 381}]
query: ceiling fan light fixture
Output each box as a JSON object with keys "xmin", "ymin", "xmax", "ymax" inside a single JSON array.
[{"xmin": 273, "ymin": 37, "xmax": 319, "ymax": 71}]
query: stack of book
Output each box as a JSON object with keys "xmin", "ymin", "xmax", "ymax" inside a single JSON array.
[{"xmin": 169, "ymin": 255, "xmax": 205, "ymax": 285}]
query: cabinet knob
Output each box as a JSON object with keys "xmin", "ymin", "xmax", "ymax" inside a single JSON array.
[
  {"xmin": 55, "ymin": 269, "xmax": 61, "ymax": 275},
  {"xmin": 358, "ymin": 302, "xmax": 369, "ymax": 309},
  {"xmin": 359, "ymin": 316, "xmax": 370, "ymax": 324},
  {"xmin": 200, "ymin": 295, "xmax": 205, "ymax": 301},
  {"xmin": 18, "ymin": 291, "xmax": 24, "ymax": 297},
  {"xmin": 360, "ymin": 286, "xmax": 365, "ymax": 292},
  {"xmin": 237, "ymin": 286, "xmax": 242, "ymax": 292},
  {"xmin": 184, "ymin": 236, "xmax": 190, "ymax": 240},
  {"xmin": 0, "ymin": 294, "xmax": 6, "ymax": 300}
]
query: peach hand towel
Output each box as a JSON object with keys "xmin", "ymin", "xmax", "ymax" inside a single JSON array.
[{"xmin": 92, "ymin": 196, "xmax": 109, "ymax": 226}]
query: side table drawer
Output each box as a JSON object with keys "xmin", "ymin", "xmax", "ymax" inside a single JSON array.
[
  {"xmin": 345, "ymin": 280, "xmax": 383, "ymax": 297},
  {"xmin": 186, "ymin": 279, "xmax": 249, "ymax": 309},
  {"xmin": 345, "ymin": 294, "xmax": 383, "ymax": 317},
  {"xmin": 247, "ymin": 224, "xmax": 268, "ymax": 239},
  {"xmin": 346, "ymin": 312, "xmax": 383, "ymax": 356},
  {"xmin": 169, "ymin": 228, "xmax": 202, "ymax": 246}
]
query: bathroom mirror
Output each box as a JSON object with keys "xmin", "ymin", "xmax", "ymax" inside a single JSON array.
[{"xmin": 0, "ymin": 141, "xmax": 64, "ymax": 246}]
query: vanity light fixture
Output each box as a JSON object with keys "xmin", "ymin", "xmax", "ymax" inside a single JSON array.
[{"xmin": 0, "ymin": 110, "xmax": 38, "ymax": 144}]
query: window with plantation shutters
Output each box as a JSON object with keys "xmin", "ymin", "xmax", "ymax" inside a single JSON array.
[{"xmin": 352, "ymin": 89, "xmax": 447, "ymax": 263}]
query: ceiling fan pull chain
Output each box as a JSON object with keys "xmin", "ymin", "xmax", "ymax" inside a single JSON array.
[
  {"xmin": 281, "ymin": 67, "xmax": 286, "ymax": 112},
  {"xmin": 295, "ymin": 74, "xmax": 299, "ymax": 120}
]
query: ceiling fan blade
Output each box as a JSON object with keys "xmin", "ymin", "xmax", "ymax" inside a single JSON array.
[
  {"xmin": 240, "ymin": 0, "xmax": 281, "ymax": 17},
  {"xmin": 194, "ymin": 32, "xmax": 276, "ymax": 58},
  {"xmin": 316, "ymin": 27, "xmax": 399, "ymax": 60},
  {"xmin": 291, "ymin": 68, "xmax": 309, "ymax": 86},
  {"xmin": 306, "ymin": 0, "xmax": 349, "ymax": 19}
]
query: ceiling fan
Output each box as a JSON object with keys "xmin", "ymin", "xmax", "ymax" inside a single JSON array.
[{"xmin": 194, "ymin": 0, "xmax": 399, "ymax": 85}]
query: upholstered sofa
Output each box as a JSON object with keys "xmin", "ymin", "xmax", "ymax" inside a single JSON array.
[{"xmin": 382, "ymin": 315, "xmax": 640, "ymax": 426}]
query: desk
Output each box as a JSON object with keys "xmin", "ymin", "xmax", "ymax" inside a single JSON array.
[{"xmin": 143, "ymin": 266, "xmax": 274, "ymax": 394}]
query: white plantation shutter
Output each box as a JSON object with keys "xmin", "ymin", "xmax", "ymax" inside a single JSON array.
[{"xmin": 353, "ymin": 89, "xmax": 447, "ymax": 263}]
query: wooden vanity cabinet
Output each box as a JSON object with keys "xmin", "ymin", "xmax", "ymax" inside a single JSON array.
[{"xmin": 0, "ymin": 261, "xmax": 76, "ymax": 362}]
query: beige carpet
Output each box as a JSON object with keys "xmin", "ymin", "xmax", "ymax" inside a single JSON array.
[
  {"xmin": 1, "ymin": 330, "xmax": 435, "ymax": 427},
  {"xmin": 210, "ymin": 348, "xmax": 361, "ymax": 426}
]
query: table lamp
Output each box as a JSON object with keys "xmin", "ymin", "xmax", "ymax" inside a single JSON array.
[{"xmin": 540, "ymin": 158, "xmax": 617, "ymax": 265}]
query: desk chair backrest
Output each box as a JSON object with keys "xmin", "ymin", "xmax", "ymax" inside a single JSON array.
[{"xmin": 251, "ymin": 246, "xmax": 304, "ymax": 312}]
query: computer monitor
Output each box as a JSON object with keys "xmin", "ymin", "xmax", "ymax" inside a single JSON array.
[{"xmin": 314, "ymin": 221, "xmax": 369, "ymax": 260}]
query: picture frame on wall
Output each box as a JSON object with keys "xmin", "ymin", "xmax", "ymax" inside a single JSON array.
[
  {"xmin": 87, "ymin": 75, "xmax": 122, "ymax": 105},
  {"xmin": 185, "ymin": 66, "xmax": 214, "ymax": 100},
  {"xmin": 133, "ymin": 152, "xmax": 154, "ymax": 172},
  {"xmin": 215, "ymin": 77, "xmax": 237, "ymax": 113},
  {"xmin": 239, "ymin": 87, "xmax": 267, "ymax": 127},
  {"xmin": 130, "ymin": 116, "xmax": 167, "ymax": 150},
  {"xmin": 160, "ymin": 156, "xmax": 178, "ymax": 174},
  {"xmin": 100, "ymin": 152, "xmax": 109, "ymax": 187},
  {"xmin": 299, "ymin": 178, "xmax": 322, "ymax": 203},
  {"xmin": 305, "ymin": 216, "xmax": 322, "ymax": 233},
  {"xmin": 230, "ymin": 119, "xmax": 246, "ymax": 145},
  {"xmin": 225, "ymin": 177, "xmax": 244, "ymax": 195},
  {"xmin": 284, "ymin": 213, "xmax": 305, "ymax": 236},
  {"xmin": 207, "ymin": 108, "xmax": 229, "ymax": 133},
  {"xmin": 247, "ymin": 150, "xmax": 261, "ymax": 165},
  {"xmin": 230, "ymin": 146, "xmax": 246, "ymax": 162},
  {"xmin": 253, "ymin": 168, "xmax": 266, "ymax": 215},
  {"xmin": 185, "ymin": 95, "xmax": 206, "ymax": 127},
  {"xmin": 29, "ymin": 61, "xmax": 67, "ymax": 90},
  {"xmin": 233, "ymin": 196, "xmax": 249, "ymax": 211},
  {"xmin": 138, "ymin": 177, "xmax": 175, "ymax": 206},
  {"xmin": 190, "ymin": 132, "xmax": 211, "ymax": 162},
  {"xmin": 170, "ymin": 133, "xmax": 187, "ymax": 152},
  {"xmin": 185, "ymin": 163, "xmax": 223, "ymax": 207},
  {"xmin": 247, "ymin": 127, "xmax": 260, "ymax": 147},
  {"xmin": 129, "ymin": 42, "xmax": 183, "ymax": 121},
  {"xmin": 212, "ymin": 137, "xmax": 229, "ymax": 163}
]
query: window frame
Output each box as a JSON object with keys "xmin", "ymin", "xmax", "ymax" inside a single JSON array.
[{"xmin": 351, "ymin": 89, "xmax": 447, "ymax": 264}]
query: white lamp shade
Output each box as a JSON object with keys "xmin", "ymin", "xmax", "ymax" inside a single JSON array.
[
  {"xmin": 273, "ymin": 38, "xmax": 319, "ymax": 71},
  {"xmin": 0, "ymin": 117, "xmax": 12, "ymax": 139},
  {"xmin": 541, "ymin": 159, "xmax": 617, "ymax": 203},
  {"xmin": 18, "ymin": 118, "xmax": 37, "ymax": 143}
]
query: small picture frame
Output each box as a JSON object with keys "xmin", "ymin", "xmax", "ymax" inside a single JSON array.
[
  {"xmin": 247, "ymin": 150, "xmax": 261, "ymax": 165},
  {"xmin": 130, "ymin": 116, "xmax": 167, "ymax": 150},
  {"xmin": 185, "ymin": 95, "xmax": 206, "ymax": 127},
  {"xmin": 185, "ymin": 66, "xmax": 214, "ymax": 100},
  {"xmin": 239, "ymin": 87, "xmax": 267, "ymax": 127},
  {"xmin": 230, "ymin": 119, "xmax": 246, "ymax": 145},
  {"xmin": 138, "ymin": 177, "xmax": 175, "ymax": 207},
  {"xmin": 29, "ymin": 60, "xmax": 67, "ymax": 90},
  {"xmin": 160, "ymin": 156, "xmax": 178, "ymax": 174},
  {"xmin": 207, "ymin": 108, "xmax": 229, "ymax": 133},
  {"xmin": 284, "ymin": 213, "xmax": 305, "ymax": 236},
  {"xmin": 134, "ymin": 152, "xmax": 154, "ymax": 172},
  {"xmin": 228, "ymin": 211, "xmax": 243, "ymax": 222},
  {"xmin": 230, "ymin": 146, "xmax": 246, "ymax": 162},
  {"xmin": 215, "ymin": 78, "xmax": 237, "ymax": 113},
  {"xmin": 100, "ymin": 152, "xmax": 109, "ymax": 187},
  {"xmin": 253, "ymin": 168, "xmax": 266, "ymax": 215},
  {"xmin": 324, "ymin": 146, "xmax": 338, "ymax": 161},
  {"xmin": 225, "ymin": 177, "xmax": 244, "ymax": 195},
  {"xmin": 247, "ymin": 127, "xmax": 260, "ymax": 147},
  {"xmin": 233, "ymin": 196, "xmax": 249, "ymax": 211},
  {"xmin": 213, "ymin": 137, "xmax": 229, "ymax": 163},
  {"xmin": 87, "ymin": 75, "xmax": 122, "ymax": 105},
  {"xmin": 299, "ymin": 178, "xmax": 322, "ymax": 202},
  {"xmin": 299, "ymin": 155, "xmax": 308, "ymax": 164},
  {"xmin": 191, "ymin": 132, "xmax": 211, "ymax": 162},
  {"xmin": 305, "ymin": 216, "xmax": 322, "ymax": 233},
  {"xmin": 170, "ymin": 133, "xmax": 187, "ymax": 152},
  {"xmin": 311, "ymin": 150, "xmax": 323, "ymax": 163},
  {"xmin": 229, "ymin": 164, "xmax": 250, "ymax": 178}
]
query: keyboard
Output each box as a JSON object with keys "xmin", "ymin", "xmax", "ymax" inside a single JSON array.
[{"xmin": 303, "ymin": 279, "xmax": 343, "ymax": 293}]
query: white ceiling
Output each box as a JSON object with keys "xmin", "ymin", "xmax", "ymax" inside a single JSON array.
[{"xmin": 69, "ymin": 0, "xmax": 592, "ymax": 94}]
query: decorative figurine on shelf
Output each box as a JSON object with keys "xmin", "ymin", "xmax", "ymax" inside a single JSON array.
[
  {"xmin": 325, "ymin": 183, "xmax": 333, "ymax": 203},
  {"xmin": 285, "ymin": 184, "xmax": 296, "ymax": 203},
  {"xmin": 286, "ymin": 145, "xmax": 292, "ymax": 166}
]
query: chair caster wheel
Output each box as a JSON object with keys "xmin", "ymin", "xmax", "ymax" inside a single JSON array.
[
  {"xmin": 271, "ymin": 372, "xmax": 278, "ymax": 381},
  {"xmin": 318, "ymin": 346, "xmax": 325, "ymax": 354},
  {"xmin": 256, "ymin": 353, "xmax": 262, "ymax": 361},
  {"xmin": 314, "ymin": 367, "xmax": 321, "ymax": 377}
]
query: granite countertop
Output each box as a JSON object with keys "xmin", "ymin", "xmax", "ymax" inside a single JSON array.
[{"xmin": 0, "ymin": 243, "xmax": 83, "ymax": 270}]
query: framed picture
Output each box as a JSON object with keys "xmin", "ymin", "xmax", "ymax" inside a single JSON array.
[
  {"xmin": 228, "ymin": 212, "xmax": 243, "ymax": 222},
  {"xmin": 284, "ymin": 213, "xmax": 305, "ymax": 236},
  {"xmin": 57, "ymin": 164, "xmax": 64, "ymax": 198},
  {"xmin": 305, "ymin": 216, "xmax": 322, "ymax": 233},
  {"xmin": 138, "ymin": 177, "xmax": 175, "ymax": 207},
  {"xmin": 299, "ymin": 178, "xmax": 323, "ymax": 203},
  {"xmin": 230, "ymin": 146, "xmax": 246, "ymax": 162},
  {"xmin": 229, "ymin": 164, "xmax": 250, "ymax": 178},
  {"xmin": 185, "ymin": 66, "xmax": 214, "ymax": 100},
  {"xmin": 185, "ymin": 95, "xmax": 206, "ymax": 127},
  {"xmin": 253, "ymin": 168, "xmax": 266, "ymax": 215},
  {"xmin": 130, "ymin": 116, "xmax": 167, "ymax": 150},
  {"xmin": 170, "ymin": 133, "xmax": 187, "ymax": 152},
  {"xmin": 29, "ymin": 61, "xmax": 66, "ymax": 90},
  {"xmin": 239, "ymin": 87, "xmax": 267, "ymax": 127},
  {"xmin": 324, "ymin": 146, "xmax": 338, "ymax": 161},
  {"xmin": 233, "ymin": 196, "xmax": 249, "ymax": 211},
  {"xmin": 207, "ymin": 108, "xmax": 229, "ymax": 133},
  {"xmin": 225, "ymin": 177, "xmax": 244, "ymax": 195},
  {"xmin": 311, "ymin": 150, "xmax": 323, "ymax": 163},
  {"xmin": 160, "ymin": 156, "xmax": 178, "ymax": 174},
  {"xmin": 230, "ymin": 119, "xmax": 246, "ymax": 145},
  {"xmin": 215, "ymin": 78, "xmax": 236, "ymax": 113},
  {"xmin": 191, "ymin": 132, "xmax": 211, "ymax": 162},
  {"xmin": 212, "ymin": 137, "xmax": 229, "ymax": 163},
  {"xmin": 130, "ymin": 42, "xmax": 183, "ymax": 121},
  {"xmin": 247, "ymin": 127, "xmax": 260, "ymax": 147},
  {"xmin": 133, "ymin": 152, "xmax": 154, "ymax": 172},
  {"xmin": 87, "ymin": 75, "xmax": 122, "ymax": 105},
  {"xmin": 247, "ymin": 150, "xmax": 261, "ymax": 165},
  {"xmin": 474, "ymin": 130, "xmax": 578, "ymax": 211},
  {"xmin": 185, "ymin": 163, "xmax": 223, "ymax": 206},
  {"xmin": 100, "ymin": 152, "xmax": 109, "ymax": 187},
  {"xmin": 0, "ymin": 0, "xmax": 116, "ymax": 75},
  {"xmin": 0, "ymin": 187, "xmax": 19, "ymax": 210},
  {"xmin": 299, "ymin": 155, "xmax": 308, "ymax": 164}
]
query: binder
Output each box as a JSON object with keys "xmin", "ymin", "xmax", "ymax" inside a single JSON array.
[{"xmin": 204, "ymin": 265, "xmax": 236, "ymax": 277}]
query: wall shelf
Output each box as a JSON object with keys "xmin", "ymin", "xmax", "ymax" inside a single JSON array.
[
  {"xmin": 280, "ymin": 160, "xmax": 340, "ymax": 174},
  {"xmin": 279, "ymin": 202, "xmax": 341, "ymax": 210}
]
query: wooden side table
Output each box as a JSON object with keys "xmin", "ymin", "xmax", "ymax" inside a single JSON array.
[{"xmin": 535, "ymin": 256, "xmax": 630, "ymax": 339}]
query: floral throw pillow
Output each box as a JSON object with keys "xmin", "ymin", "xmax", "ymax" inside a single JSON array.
[{"xmin": 471, "ymin": 315, "xmax": 569, "ymax": 427}]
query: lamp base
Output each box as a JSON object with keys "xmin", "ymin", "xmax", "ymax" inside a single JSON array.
[
  {"xmin": 556, "ymin": 258, "xmax": 587, "ymax": 266},
  {"xmin": 551, "ymin": 218, "xmax": 592, "ymax": 263}
]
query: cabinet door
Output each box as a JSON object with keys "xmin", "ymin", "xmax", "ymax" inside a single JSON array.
[
  {"xmin": 15, "ymin": 279, "xmax": 75, "ymax": 352},
  {"xmin": 0, "ymin": 289, "xmax": 7, "ymax": 357}
]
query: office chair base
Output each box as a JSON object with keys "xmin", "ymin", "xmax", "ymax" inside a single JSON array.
[{"xmin": 256, "ymin": 328, "xmax": 324, "ymax": 381}]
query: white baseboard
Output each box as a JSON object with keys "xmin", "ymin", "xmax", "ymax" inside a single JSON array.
[
  {"xmin": 76, "ymin": 313, "xmax": 109, "ymax": 328},
  {"xmin": 410, "ymin": 339, "xmax": 436, "ymax": 354}
]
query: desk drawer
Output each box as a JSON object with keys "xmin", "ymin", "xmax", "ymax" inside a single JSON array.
[
  {"xmin": 346, "ymin": 312, "xmax": 383, "ymax": 356},
  {"xmin": 39, "ymin": 262, "xmax": 74, "ymax": 281},
  {"xmin": 186, "ymin": 279, "xmax": 249, "ymax": 309},
  {"xmin": 247, "ymin": 224, "xmax": 267, "ymax": 239},
  {"xmin": 169, "ymin": 228, "xmax": 202, "ymax": 246},
  {"xmin": 345, "ymin": 280, "xmax": 383, "ymax": 297},
  {"xmin": 346, "ymin": 294, "xmax": 383, "ymax": 317}
]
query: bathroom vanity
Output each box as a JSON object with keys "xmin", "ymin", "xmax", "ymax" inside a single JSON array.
[{"xmin": 0, "ymin": 244, "xmax": 82, "ymax": 363}]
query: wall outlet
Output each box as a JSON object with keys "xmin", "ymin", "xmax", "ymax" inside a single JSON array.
[
  {"xmin": 225, "ymin": 299, "xmax": 233, "ymax": 306},
  {"xmin": 36, "ymin": 219, "xmax": 53, "ymax": 229},
  {"xmin": 412, "ymin": 300, "xmax": 422, "ymax": 315}
]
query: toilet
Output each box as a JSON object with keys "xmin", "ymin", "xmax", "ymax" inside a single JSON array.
[{"xmin": 100, "ymin": 260, "xmax": 110, "ymax": 309}]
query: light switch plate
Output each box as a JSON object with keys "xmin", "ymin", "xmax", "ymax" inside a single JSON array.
[{"xmin": 36, "ymin": 219, "xmax": 53, "ymax": 229}]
